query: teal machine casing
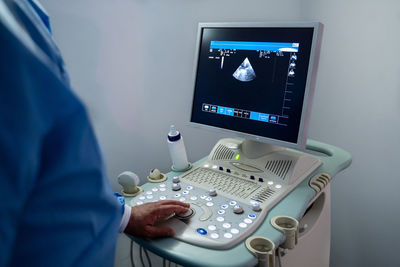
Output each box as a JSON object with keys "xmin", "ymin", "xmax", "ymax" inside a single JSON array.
[{"xmin": 127, "ymin": 140, "xmax": 351, "ymax": 267}]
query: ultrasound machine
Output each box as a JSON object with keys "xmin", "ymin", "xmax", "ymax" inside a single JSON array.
[{"xmin": 121, "ymin": 22, "xmax": 352, "ymax": 267}]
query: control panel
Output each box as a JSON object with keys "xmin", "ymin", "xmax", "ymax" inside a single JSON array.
[
  {"xmin": 130, "ymin": 167, "xmax": 264, "ymax": 250},
  {"xmin": 128, "ymin": 139, "xmax": 321, "ymax": 249}
]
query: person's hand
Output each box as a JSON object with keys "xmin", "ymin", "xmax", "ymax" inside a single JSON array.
[{"xmin": 124, "ymin": 200, "xmax": 190, "ymax": 238}]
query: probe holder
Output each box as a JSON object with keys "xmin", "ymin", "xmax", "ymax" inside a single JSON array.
[
  {"xmin": 147, "ymin": 169, "xmax": 167, "ymax": 183},
  {"xmin": 270, "ymin": 216, "xmax": 299, "ymax": 249},
  {"xmin": 245, "ymin": 236, "xmax": 275, "ymax": 267}
]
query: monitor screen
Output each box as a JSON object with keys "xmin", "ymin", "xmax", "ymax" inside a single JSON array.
[{"xmin": 190, "ymin": 22, "xmax": 322, "ymax": 149}]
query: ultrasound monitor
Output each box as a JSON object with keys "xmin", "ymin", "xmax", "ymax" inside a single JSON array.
[{"xmin": 190, "ymin": 22, "xmax": 323, "ymax": 154}]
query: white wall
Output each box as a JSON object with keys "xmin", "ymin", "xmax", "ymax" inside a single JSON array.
[
  {"xmin": 299, "ymin": 0, "xmax": 400, "ymax": 266},
  {"xmin": 40, "ymin": 0, "xmax": 400, "ymax": 266}
]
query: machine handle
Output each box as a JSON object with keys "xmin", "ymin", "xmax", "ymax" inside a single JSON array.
[{"xmin": 306, "ymin": 139, "xmax": 352, "ymax": 177}]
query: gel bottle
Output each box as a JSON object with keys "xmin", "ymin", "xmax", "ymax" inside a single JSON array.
[{"xmin": 167, "ymin": 125, "xmax": 189, "ymax": 171}]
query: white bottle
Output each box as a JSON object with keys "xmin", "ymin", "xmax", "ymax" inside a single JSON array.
[{"xmin": 167, "ymin": 125, "xmax": 189, "ymax": 171}]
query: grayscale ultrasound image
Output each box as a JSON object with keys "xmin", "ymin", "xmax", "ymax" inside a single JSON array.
[{"xmin": 232, "ymin": 57, "xmax": 256, "ymax": 82}]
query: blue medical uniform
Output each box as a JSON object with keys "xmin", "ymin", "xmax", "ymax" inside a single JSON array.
[{"xmin": 0, "ymin": 0, "xmax": 122, "ymax": 266}]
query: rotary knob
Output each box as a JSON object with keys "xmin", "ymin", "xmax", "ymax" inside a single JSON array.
[
  {"xmin": 209, "ymin": 188, "xmax": 217, "ymax": 197},
  {"xmin": 252, "ymin": 202, "xmax": 261, "ymax": 212},
  {"xmin": 172, "ymin": 176, "xmax": 180, "ymax": 183},
  {"xmin": 233, "ymin": 204, "xmax": 244, "ymax": 214},
  {"xmin": 172, "ymin": 183, "xmax": 181, "ymax": 191},
  {"xmin": 175, "ymin": 208, "xmax": 195, "ymax": 220}
]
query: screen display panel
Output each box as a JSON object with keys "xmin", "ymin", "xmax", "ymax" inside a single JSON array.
[{"xmin": 190, "ymin": 23, "xmax": 321, "ymax": 147}]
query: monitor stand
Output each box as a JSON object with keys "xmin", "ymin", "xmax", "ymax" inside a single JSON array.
[{"xmin": 240, "ymin": 139, "xmax": 285, "ymax": 159}]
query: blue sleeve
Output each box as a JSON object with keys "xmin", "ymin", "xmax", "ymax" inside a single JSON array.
[{"xmin": 0, "ymin": 1, "xmax": 122, "ymax": 266}]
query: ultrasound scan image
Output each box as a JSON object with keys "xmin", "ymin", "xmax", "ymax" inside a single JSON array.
[{"xmin": 232, "ymin": 57, "xmax": 256, "ymax": 82}]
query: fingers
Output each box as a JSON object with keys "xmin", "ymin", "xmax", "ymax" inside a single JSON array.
[
  {"xmin": 150, "ymin": 200, "xmax": 190, "ymax": 219},
  {"xmin": 152, "ymin": 204, "xmax": 189, "ymax": 220},
  {"xmin": 126, "ymin": 200, "xmax": 191, "ymax": 238},
  {"xmin": 156, "ymin": 200, "xmax": 190, "ymax": 208}
]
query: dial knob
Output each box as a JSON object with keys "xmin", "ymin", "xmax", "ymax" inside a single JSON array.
[
  {"xmin": 172, "ymin": 176, "xmax": 180, "ymax": 183},
  {"xmin": 172, "ymin": 183, "xmax": 181, "ymax": 191},
  {"xmin": 209, "ymin": 188, "xmax": 217, "ymax": 197},
  {"xmin": 252, "ymin": 202, "xmax": 261, "ymax": 212},
  {"xmin": 175, "ymin": 208, "xmax": 195, "ymax": 220},
  {"xmin": 233, "ymin": 204, "xmax": 244, "ymax": 214}
]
